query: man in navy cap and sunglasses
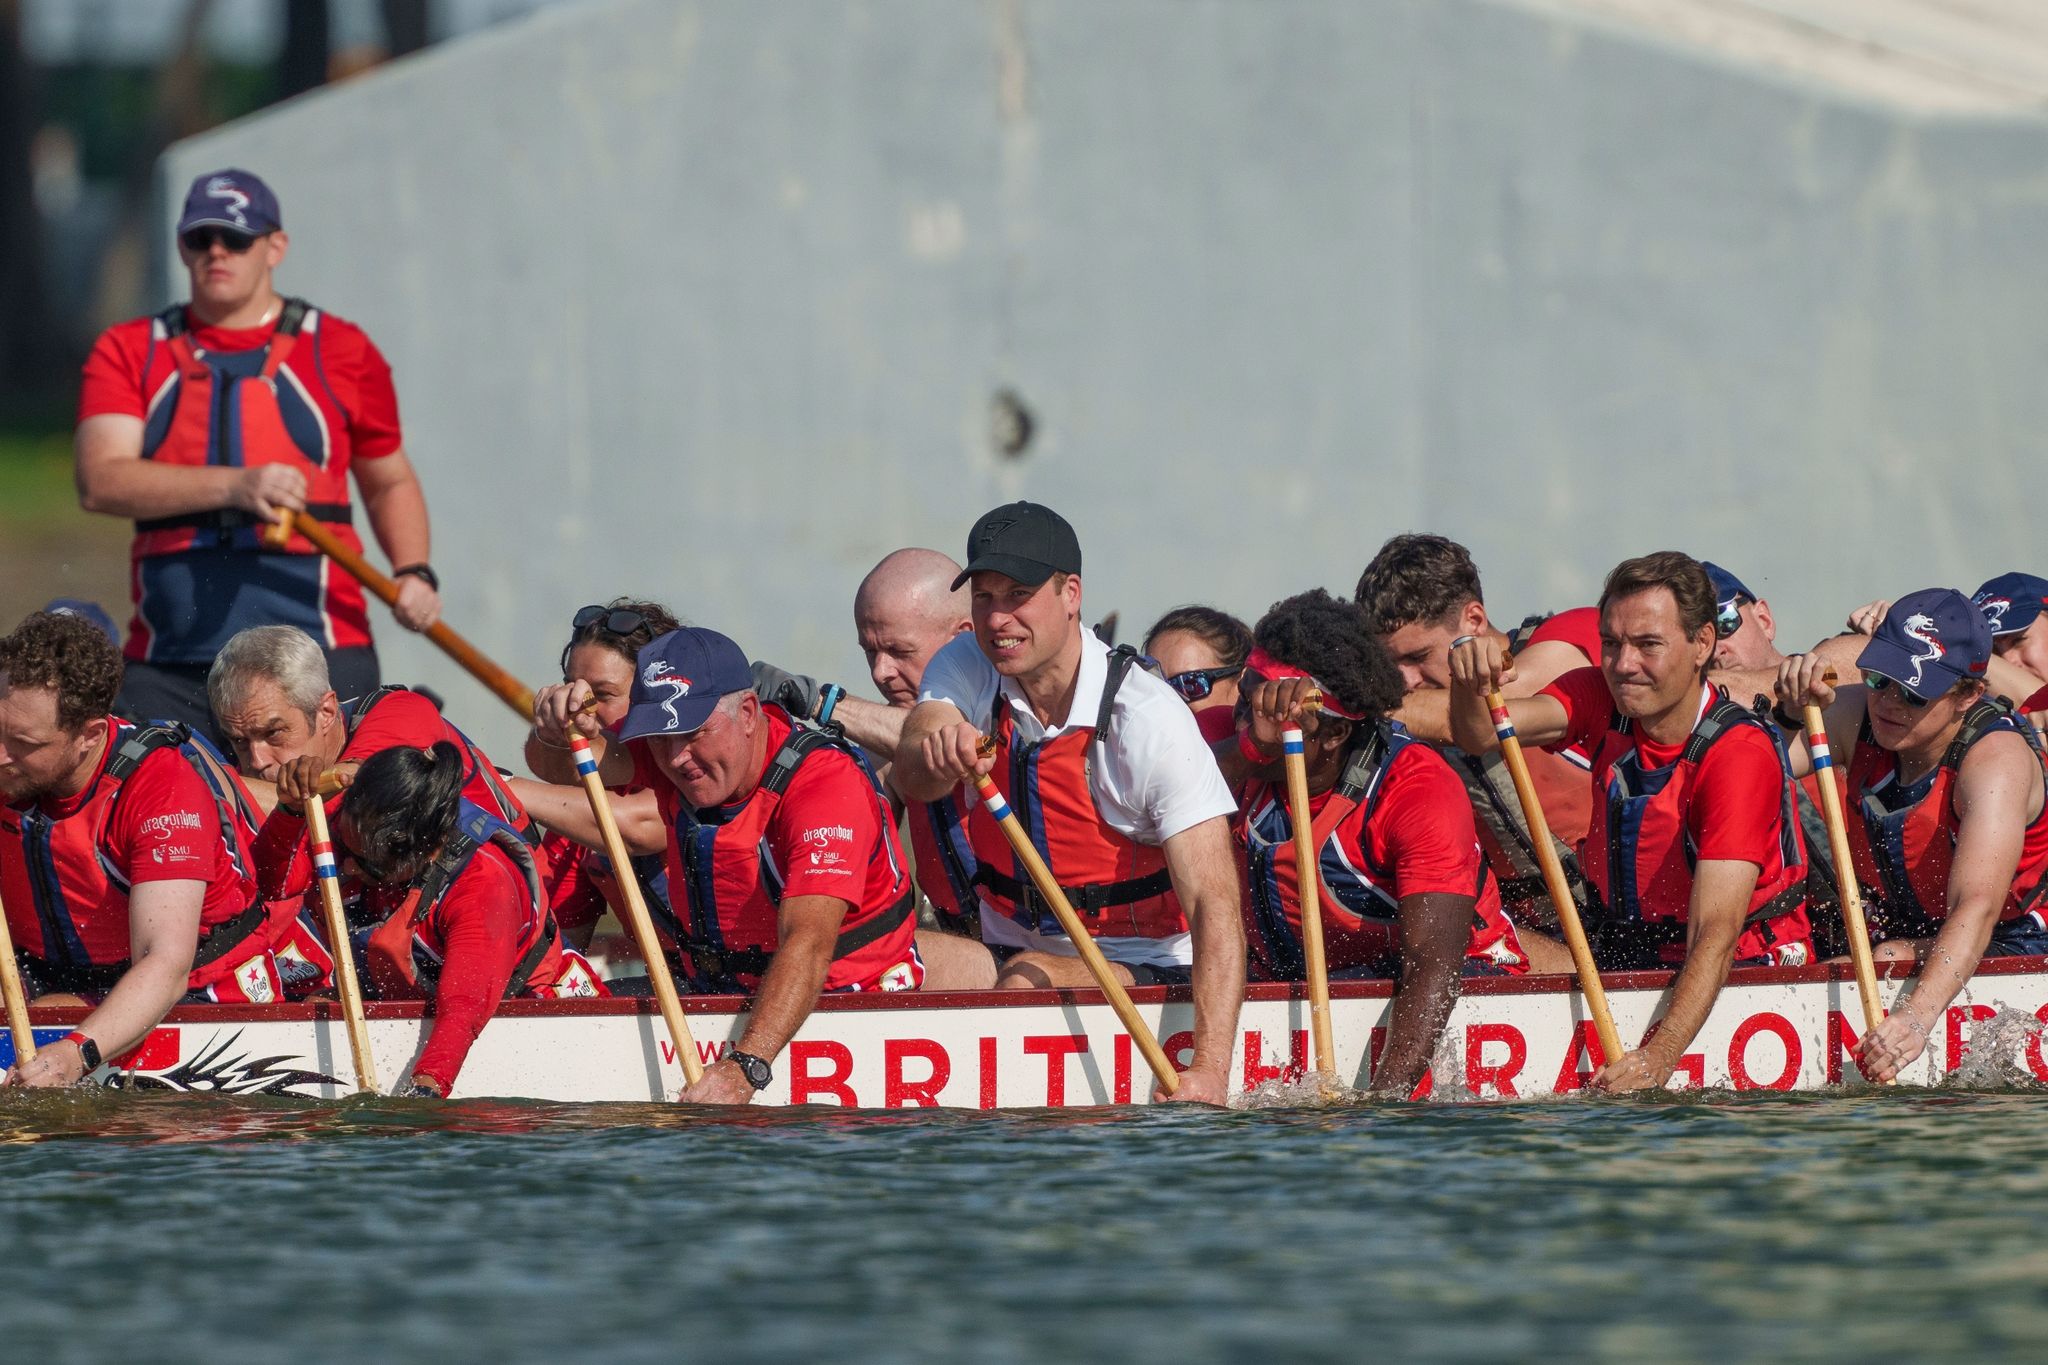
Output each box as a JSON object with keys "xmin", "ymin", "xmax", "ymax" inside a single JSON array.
[
  {"xmin": 74, "ymin": 168, "xmax": 441, "ymax": 745},
  {"xmin": 1775, "ymin": 588, "xmax": 2048, "ymax": 1082},
  {"xmin": 895, "ymin": 501, "xmax": 1245, "ymax": 1105}
]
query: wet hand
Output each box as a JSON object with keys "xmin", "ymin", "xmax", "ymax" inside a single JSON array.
[
  {"xmin": 1448, "ymin": 634, "xmax": 1515, "ymax": 697},
  {"xmin": 392, "ymin": 575, "xmax": 441, "ymax": 633},
  {"xmin": 533, "ymin": 681, "xmax": 601, "ymax": 745},
  {"xmin": 679, "ymin": 1058, "xmax": 758, "ymax": 1106},
  {"xmin": 1158, "ymin": 1062, "xmax": 1230, "ymax": 1106},
  {"xmin": 922, "ymin": 722, "xmax": 996, "ymax": 787},
  {"xmin": 1774, "ymin": 654, "xmax": 1836, "ymax": 712},
  {"xmin": 399, "ymin": 1074, "xmax": 446, "ymax": 1099},
  {"xmin": 2, "ymin": 1040, "xmax": 89, "ymax": 1089},
  {"xmin": 1591, "ymin": 1048, "xmax": 1674, "ymax": 1093},
  {"xmin": 234, "ymin": 463, "xmax": 308, "ymax": 519},
  {"xmin": 1846, "ymin": 600, "xmax": 1891, "ymax": 637},
  {"xmin": 1851, "ymin": 1011, "xmax": 1930, "ymax": 1083}
]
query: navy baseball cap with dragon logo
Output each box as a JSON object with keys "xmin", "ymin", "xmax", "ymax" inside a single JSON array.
[
  {"xmin": 952, "ymin": 501, "xmax": 1083, "ymax": 591},
  {"xmin": 1857, "ymin": 588, "xmax": 1990, "ymax": 701},
  {"xmin": 617, "ymin": 627, "xmax": 754, "ymax": 741},
  {"xmin": 1971, "ymin": 572, "xmax": 2048, "ymax": 639},
  {"xmin": 177, "ymin": 169, "xmax": 283, "ymax": 237}
]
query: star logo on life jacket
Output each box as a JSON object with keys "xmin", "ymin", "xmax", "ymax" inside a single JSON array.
[
  {"xmin": 205, "ymin": 176, "xmax": 252, "ymax": 229},
  {"xmin": 1976, "ymin": 594, "xmax": 2013, "ymax": 633},
  {"xmin": 641, "ymin": 660, "xmax": 695, "ymax": 730},
  {"xmin": 1900, "ymin": 612, "xmax": 1947, "ymax": 690}
]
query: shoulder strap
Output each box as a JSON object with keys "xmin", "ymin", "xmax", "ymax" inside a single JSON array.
[
  {"xmin": 156, "ymin": 304, "xmax": 188, "ymax": 340},
  {"xmin": 1506, "ymin": 611, "xmax": 1554, "ymax": 655},
  {"xmin": 105, "ymin": 721, "xmax": 188, "ymax": 781},
  {"xmin": 762, "ymin": 722, "xmax": 845, "ymax": 797},
  {"xmin": 344, "ymin": 683, "xmax": 408, "ymax": 733},
  {"xmin": 1333, "ymin": 723, "xmax": 1392, "ymax": 804},
  {"xmin": 1945, "ymin": 697, "xmax": 2024, "ymax": 770},
  {"xmin": 275, "ymin": 297, "xmax": 310, "ymax": 337},
  {"xmin": 1093, "ymin": 644, "xmax": 1146, "ymax": 738},
  {"xmin": 1680, "ymin": 689, "xmax": 1755, "ymax": 765}
]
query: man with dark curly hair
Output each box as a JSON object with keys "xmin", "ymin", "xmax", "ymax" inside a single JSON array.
[
  {"xmin": 0, "ymin": 612, "xmax": 279, "ymax": 1088},
  {"xmin": 1214, "ymin": 590, "xmax": 1569, "ymax": 1098}
]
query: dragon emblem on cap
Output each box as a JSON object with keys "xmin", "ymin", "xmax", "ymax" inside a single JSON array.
[
  {"xmin": 205, "ymin": 176, "xmax": 251, "ymax": 228},
  {"xmin": 641, "ymin": 659, "xmax": 694, "ymax": 729},
  {"xmin": 1900, "ymin": 613, "xmax": 1946, "ymax": 690}
]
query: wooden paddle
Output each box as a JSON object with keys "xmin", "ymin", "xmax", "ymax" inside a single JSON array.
[
  {"xmin": 302, "ymin": 772, "xmax": 378, "ymax": 1093},
  {"xmin": 564, "ymin": 727, "xmax": 703, "ymax": 1088},
  {"xmin": 1487, "ymin": 687, "xmax": 1624, "ymax": 1067},
  {"xmin": 1802, "ymin": 669, "xmax": 1886, "ymax": 1046},
  {"xmin": 0, "ymin": 885, "xmax": 35, "ymax": 1068},
  {"xmin": 263, "ymin": 510, "xmax": 533, "ymax": 720},
  {"xmin": 972, "ymin": 736, "xmax": 1179, "ymax": 1095},
  {"xmin": 1281, "ymin": 706, "xmax": 1338, "ymax": 1085}
]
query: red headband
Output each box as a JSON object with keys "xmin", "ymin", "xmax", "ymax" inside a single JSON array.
[{"xmin": 1243, "ymin": 646, "xmax": 1368, "ymax": 721}]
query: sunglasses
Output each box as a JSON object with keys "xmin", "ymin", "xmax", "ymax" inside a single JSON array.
[
  {"xmin": 573, "ymin": 605, "xmax": 649, "ymax": 636},
  {"xmin": 1714, "ymin": 596, "xmax": 1754, "ymax": 640},
  {"xmin": 180, "ymin": 227, "xmax": 263, "ymax": 254},
  {"xmin": 1864, "ymin": 673, "xmax": 1933, "ymax": 710},
  {"xmin": 1167, "ymin": 664, "xmax": 1242, "ymax": 703}
]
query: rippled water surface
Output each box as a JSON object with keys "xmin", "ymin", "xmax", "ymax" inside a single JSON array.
[{"xmin": 5, "ymin": 1087, "xmax": 2046, "ymax": 1362}]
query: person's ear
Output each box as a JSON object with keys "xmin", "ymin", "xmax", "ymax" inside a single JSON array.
[{"xmin": 1460, "ymin": 600, "xmax": 1489, "ymax": 636}]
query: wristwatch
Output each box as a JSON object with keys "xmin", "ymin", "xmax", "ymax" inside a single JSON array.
[
  {"xmin": 393, "ymin": 563, "xmax": 440, "ymax": 592},
  {"xmin": 65, "ymin": 1031, "xmax": 102, "ymax": 1073},
  {"xmin": 728, "ymin": 1049, "xmax": 773, "ymax": 1091}
]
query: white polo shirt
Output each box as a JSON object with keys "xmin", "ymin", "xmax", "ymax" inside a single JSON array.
[{"xmin": 917, "ymin": 630, "xmax": 1236, "ymax": 966}]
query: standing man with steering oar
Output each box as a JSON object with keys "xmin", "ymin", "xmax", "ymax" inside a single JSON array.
[
  {"xmin": 894, "ymin": 502, "xmax": 1245, "ymax": 1105},
  {"xmin": 1448, "ymin": 552, "xmax": 1817, "ymax": 1092},
  {"xmin": 74, "ymin": 170, "xmax": 441, "ymax": 745}
]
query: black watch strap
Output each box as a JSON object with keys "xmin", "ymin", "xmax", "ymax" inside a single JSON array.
[
  {"xmin": 728, "ymin": 1049, "xmax": 773, "ymax": 1091},
  {"xmin": 393, "ymin": 563, "xmax": 440, "ymax": 591}
]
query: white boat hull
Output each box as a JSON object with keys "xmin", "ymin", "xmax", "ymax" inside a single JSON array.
[{"xmin": 10, "ymin": 959, "xmax": 2048, "ymax": 1105}]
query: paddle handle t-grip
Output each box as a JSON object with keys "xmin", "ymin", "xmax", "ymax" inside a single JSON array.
[
  {"xmin": 566, "ymin": 729, "xmax": 704, "ymax": 1088},
  {"xmin": 1487, "ymin": 689, "xmax": 1625, "ymax": 1067},
  {"xmin": 972, "ymin": 736, "xmax": 1179, "ymax": 1095}
]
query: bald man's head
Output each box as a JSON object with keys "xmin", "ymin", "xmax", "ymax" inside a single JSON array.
[{"xmin": 855, "ymin": 548, "xmax": 972, "ymax": 706}]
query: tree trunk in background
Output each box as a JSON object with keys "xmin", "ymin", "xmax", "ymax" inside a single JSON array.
[
  {"xmin": 278, "ymin": 0, "xmax": 332, "ymax": 100},
  {"xmin": 381, "ymin": 0, "xmax": 433, "ymax": 58},
  {"xmin": 0, "ymin": 0, "xmax": 60, "ymax": 394}
]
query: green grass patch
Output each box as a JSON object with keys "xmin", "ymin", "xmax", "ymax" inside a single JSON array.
[{"xmin": 0, "ymin": 433, "xmax": 83, "ymax": 527}]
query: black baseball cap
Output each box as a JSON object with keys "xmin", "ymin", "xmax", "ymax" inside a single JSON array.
[{"xmin": 951, "ymin": 501, "xmax": 1082, "ymax": 591}]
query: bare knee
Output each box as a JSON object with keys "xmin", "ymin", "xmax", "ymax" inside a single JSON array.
[{"xmin": 1871, "ymin": 938, "xmax": 1922, "ymax": 963}]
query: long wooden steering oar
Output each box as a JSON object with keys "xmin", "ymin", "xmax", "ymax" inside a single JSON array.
[
  {"xmin": 303, "ymin": 770, "xmax": 378, "ymax": 1094},
  {"xmin": 1801, "ymin": 670, "xmax": 1887, "ymax": 1054},
  {"xmin": 264, "ymin": 510, "xmax": 533, "ymax": 720},
  {"xmin": 564, "ymin": 727, "xmax": 703, "ymax": 1088},
  {"xmin": 1281, "ymin": 697, "xmax": 1337, "ymax": 1084},
  {"xmin": 1487, "ymin": 686, "xmax": 1624, "ymax": 1067},
  {"xmin": 0, "ymin": 883, "xmax": 36, "ymax": 1068},
  {"xmin": 972, "ymin": 736, "xmax": 1179, "ymax": 1095}
]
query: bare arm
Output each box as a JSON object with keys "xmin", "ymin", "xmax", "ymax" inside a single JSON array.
[
  {"xmin": 527, "ymin": 682, "xmax": 635, "ymax": 787},
  {"xmin": 1157, "ymin": 814, "xmax": 1245, "ymax": 1104},
  {"xmin": 1594, "ymin": 859, "xmax": 1754, "ymax": 1091},
  {"xmin": 893, "ymin": 699, "xmax": 989, "ymax": 803},
  {"xmin": 76, "ymin": 413, "xmax": 304, "ymax": 521},
  {"xmin": 1371, "ymin": 891, "xmax": 1470, "ymax": 1097},
  {"xmin": 828, "ymin": 695, "xmax": 905, "ymax": 756},
  {"xmin": 507, "ymin": 776, "xmax": 665, "ymax": 856},
  {"xmin": 1770, "ymin": 654, "xmax": 1868, "ymax": 781},
  {"xmin": 352, "ymin": 450, "xmax": 440, "ymax": 630},
  {"xmin": 677, "ymin": 895, "xmax": 848, "ymax": 1105},
  {"xmin": 1446, "ymin": 635, "xmax": 1572, "ymax": 756}
]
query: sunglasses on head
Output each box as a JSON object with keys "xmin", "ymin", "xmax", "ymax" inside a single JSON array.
[
  {"xmin": 180, "ymin": 227, "xmax": 262, "ymax": 254},
  {"xmin": 573, "ymin": 605, "xmax": 649, "ymax": 636},
  {"xmin": 1864, "ymin": 673, "xmax": 1933, "ymax": 709},
  {"xmin": 1167, "ymin": 664, "xmax": 1242, "ymax": 703}
]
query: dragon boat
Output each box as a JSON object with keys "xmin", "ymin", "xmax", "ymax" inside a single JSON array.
[{"xmin": 7, "ymin": 957, "xmax": 2048, "ymax": 1105}]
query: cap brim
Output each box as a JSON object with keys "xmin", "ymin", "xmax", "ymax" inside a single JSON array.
[
  {"xmin": 1989, "ymin": 605, "xmax": 2044, "ymax": 637},
  {"xmin": 950, "ymin": 554, "xmax": 1058, "ymax": 592},
  {"xmin": 616, "ymin": 692, "xmax": 721, "ymax": 742},
  {"xmin": 177, "ymin": 216, "xmax": 272, "ymax": 236},
  {"xmin": 1856, "ymin": 638, "xmax": 1962, "ymax": 700}
]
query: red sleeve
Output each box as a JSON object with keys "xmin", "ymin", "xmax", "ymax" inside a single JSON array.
[
  {"xmin": 412, "ymin": 855, "xmax": 527, "ymax": 1091},
  {"xmin": 1537, "ymin": 667, "xmax": 1613, "ymax": 758},
  {"xmin": 322, "ymin": 319, "xmax": 403, "ymax": 460},
  {"xmin": 1687, "ymin": 728, "xmax": 1786, "ymax": 867},
  {"xmin": 77, "ymin": 319, "xmax": 154, "ymax": 422},
  {"xmin": 542, "ymin": 832, "xmax": 607, "ymax": 937},
  {"xmin": 1368, "ymin": 748, "xmax": 1485, "ymax": 899},
  {"xmin": 105, "ymin": 750, "xmax": 221, "ymax": 885},
  {"xmin": 2024, "ymin": 685, "xmax": 2048, "ymax": 716},
  {"xmin": 770, "ymin": 754, "xmax": 882, "ymax": 904},
  {"xmin": 340, "ymin": 691, "xmax": 441, "ymax": 763},
  {"xmin": 252, "ymin": 806, "xmax": 313, "ymax": 900},
  {"xmin": 1195, "ymin": 705, "xmax": 1237, "ymax": 746},
  {"xmin": 1526, "ymin": 606, "xmax": 1601, "ymax": 663}
]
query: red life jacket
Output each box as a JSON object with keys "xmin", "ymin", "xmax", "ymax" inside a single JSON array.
[
  {"xmin": 1847, "ymin": 700, "xmax": 2048, "ymax": 926},
  {"xmin": 1582, "ymin": 688, "xmax": 1811, "ymax": 959},
  {"xmin": 363, "ymin": 802, "xmax": 562, "ymax": 998},
  {"xmin": 132, "ymin": 299, "xmax": 358, "ymax": 558},
  {"xmin": 906, "ymin": 790, "xmax": 978, "ymax": 933},
  {"xmin": 965, "ymin": 647, "xmax": 1187, "ymax": 941},
  {"xmin": 345, "ymin": 686, "xmax": 541, "ymax": 845},
  {"xmin": 0, "ymin": 721, "xmax": 268, "ymax": 984},
  {"xmin": 663, "ymin": 714, "xmax": 916, "ymax": 991},
  {"xmin": 1239, "ymin": 724, "xmax": 1524, "ymax": 977}
]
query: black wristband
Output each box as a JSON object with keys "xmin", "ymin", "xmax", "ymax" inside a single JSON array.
[
  {"xmin": 393, "ymin": 563, "xmax": 439, "ymax": 591},
  {"xmin": 1773, "ymin": 702, "xmax": 1807, "ymax": 733}
]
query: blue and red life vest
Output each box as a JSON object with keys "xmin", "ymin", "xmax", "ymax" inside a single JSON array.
[
  {"xmin": 362, "ymin": 801, "xmax": 558, "ymax": 998},
  {"xmin": 1847, "ymin": 700, "xmax": 2048, "ymax": 926},
  {"xmin": 906, "ymin": 791, "xmax": 978, "ymax": 934},
  {"xmin": 965, "ymin": 648, "xmax": 1187, "ymax": 941}
]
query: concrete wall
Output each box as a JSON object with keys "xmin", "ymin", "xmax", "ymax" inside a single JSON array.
[{"xmin": 162, "ymin": 0, "xmax": 2048, "ymax": 757}]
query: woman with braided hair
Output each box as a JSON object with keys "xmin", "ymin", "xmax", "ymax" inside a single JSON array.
[{"xmin": 1214, "ymin": 589, "xmax": 1567, "ymax": 1097}]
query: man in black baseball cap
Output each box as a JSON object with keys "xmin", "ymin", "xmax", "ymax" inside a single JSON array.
[{"xmin": 897, "ymin": 501, "xmax": 1246, "ymax": 1105}]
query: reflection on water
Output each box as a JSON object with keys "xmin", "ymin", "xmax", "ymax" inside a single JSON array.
[{"xmin": 4, "ymin": 1084, "xmax": 2047, "ymax": 1363}]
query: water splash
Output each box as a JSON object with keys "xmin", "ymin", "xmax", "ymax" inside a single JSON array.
[
  {"xmin": 1945, "ymin": 1005, "xmax": 2046, "ymax": 1090},
  {"xmin": 1233, "ymin": 1071, "xmax": 1366, "ymax": 1109}
]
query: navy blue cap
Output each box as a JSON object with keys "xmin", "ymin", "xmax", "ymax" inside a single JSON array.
[
  {"xmin": 952, "ymin": 501, "xmax": 1082, "ymax": 592},
  {"xmin": 42, "ymin": 598, "xmax": 119, "ymax": 645},
  {"xmin": 616, "ymin": 628, "xmax": 754, "ymax": 741},
  {"xmin": 1857, "ymin": 588, "xmax": 1990, "ymax": 701},
  {"xmin": 1971, "ymin": 572, "xmax": 2048, "ymax": 638},
  {"xmin": 1702, "ymin": 562, "xmax": 1756, "ymax": 611},
  {"xmin": 177, "ymin": 169, "xmax": 283, "ymax": 237}
]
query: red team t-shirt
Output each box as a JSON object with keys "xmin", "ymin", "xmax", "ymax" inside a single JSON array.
[
  {"xmin": 1524, "ymin": 606, "xmax": 1602, "ymax": 663},
  {"xmin": 1539, "ymin": 668, "xmax": 1787, "ymax": 872}
]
